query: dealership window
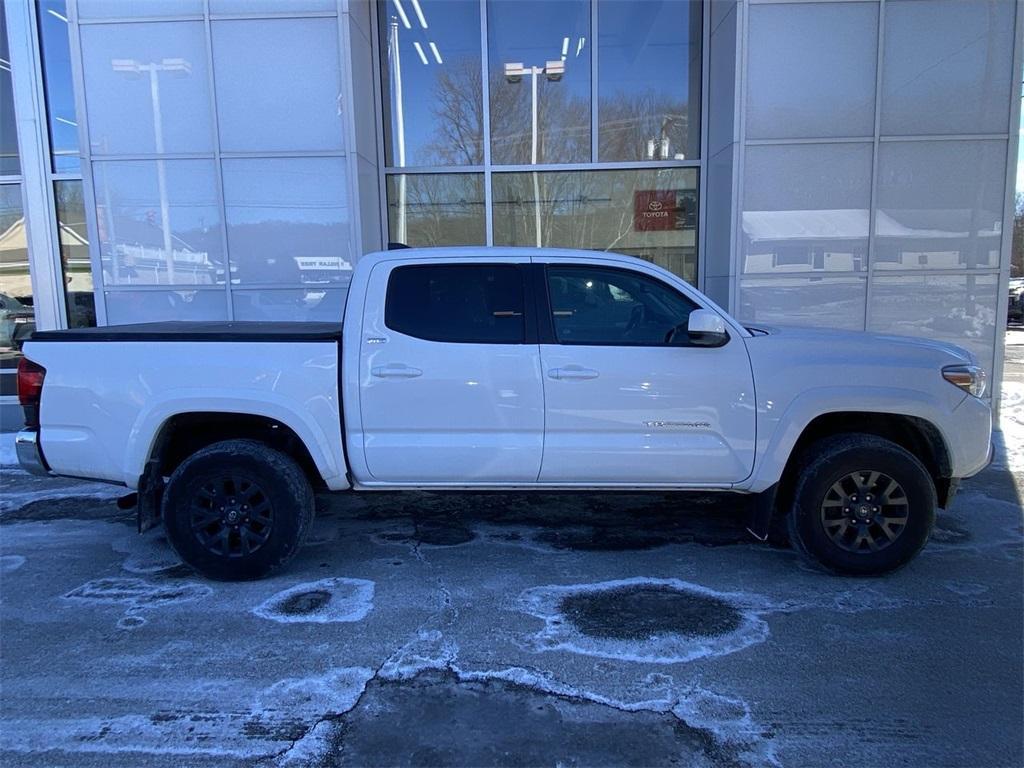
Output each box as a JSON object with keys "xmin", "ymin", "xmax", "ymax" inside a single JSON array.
[{"xmin": 380, "ymin": 0, "xmax": 704, "ymax": 287}]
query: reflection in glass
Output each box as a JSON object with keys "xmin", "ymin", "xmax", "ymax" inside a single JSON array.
[
  {"xmin": 222, "ymin": 158, "xmax": 352, "ymax": 286},
  {"xmin": 882, "ymin": 0, "xmax": 1015, "ymax": 136},
  {"xmin": 80, "ymin": 21, "xmax": 212, "ymax": 155},
  {"xmin": 54, "ymin": 181, "xmax": 96, "ymax": 329},
  {"xmin": 738, "ymin": 276, "xmax": 866, "ymax": 331},
  {"xmin": 597, "ymin": 0, "xmax": 701, "ymax": 162},
  {"xmin": 492, "ymin": 168, "xmax": 698, "ymax": 283},
  {"xmin": 212, "ymin": 19, "xmax": 343, "ymax": 153},
  {"xmin": 93, "ymin": 160, "xmax": 223, "ymax": 286},
  {"xmin": 379, "ymin": 0, "xmax": 483, "ymax": 167},
  {"xmin": 232, "ymin": 289, "xmax": 346, "ymax": 322},
  {"xmin": 874, "ymin": 140, "xmax": 1005, "ymax": 270},
  {"xmin": 386, "ymin": 173, "xmax": 485, "ymax": 246},
  {"xmin": 77, "ymin": 0, "xmax": 204, "ymax": 18},
  {"xmin": 0, "ymin": 185, "xmax": 34, "ymax": 361},
  {"xmin": 37, "ymin": 0, "xmax": 80, "ymax": 173},
  {"xmin": 105, "ymin": 289, "xmax": 227, "ymax": 324},
  {"xmin": 488, "ymin": 0, "xmax": 590, "ymax": 165},
  {"xmin": 869, "ymin": 273, "xmax": 998, "ymax": 375},
  {"xmin": 0, "ymin": 9, "xmax": 20, "ymax": 176},
  {"xmin": 211, "ymin": 0, "xmax": 335, "ymax": 12},
  {"xmin": 742, "ymin": 143, "xmax": 872, "ymax": 274},
  {"xmin": 746, "ymin": 2, "xmax": 877, "ymax": 140}
]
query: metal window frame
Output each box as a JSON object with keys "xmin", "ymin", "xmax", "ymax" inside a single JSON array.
[{"xmin": 373, "ymin": 0, "xmax": 709, "ymax": 286}]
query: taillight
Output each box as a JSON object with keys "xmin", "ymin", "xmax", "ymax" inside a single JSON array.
[{"xmin": 17, "ymin": 357, "xmax": 46, "ymax": 428}]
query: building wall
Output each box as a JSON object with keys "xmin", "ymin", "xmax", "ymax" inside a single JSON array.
[{"xmin": 733, "ymin": 0, "xmax": 1021, "ymax": 390}]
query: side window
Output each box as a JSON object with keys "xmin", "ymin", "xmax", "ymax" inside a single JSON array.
[
  {"xmin": 385, "ymin": 264, "xmax": 525, "ymax": 344},
  {"xmin": 547, "ymin": 266, "xmax": 699, "ymax": 346}
]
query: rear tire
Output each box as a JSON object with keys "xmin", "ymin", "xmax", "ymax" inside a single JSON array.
[
  {"xmin": 162, "ymin": 439, "xmax": 314, "ymax": 581},
  {"xmin": 787, "ymin": 434, "xmax": 935, "ymax": 575}
]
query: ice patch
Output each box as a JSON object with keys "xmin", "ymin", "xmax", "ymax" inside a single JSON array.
[
  {"xmin": 111, "ymin": 528, "xmax": 183, "ymax": 574},
  {"xmin": 380, "ymin": 629, "xmax": 459, "ymax": 680},
  {"xmin": 256, "ymin": 666, "xmax": 374, "ymax": 720},
  {"xmin": 63, "ymin": 577, "xmax": 212, "ymax": 608},
  {"xmin": 519, "ymin": 577, "xmax": 770, "ymax": 664},
  {"xmin": 0, "ymin": 554, "xmax": 26, "ymax": 574},
  {"xmin": 252, "ymin": 577, "xmax": 374, "ymax": 624}
]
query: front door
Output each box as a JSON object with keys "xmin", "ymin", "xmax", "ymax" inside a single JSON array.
[
  {"xmin": 537, "ymin": 262, "xmax": 756, "ymax": 485},
  {"xmin": 359, "ymin": 259, "xmax": 544, "ymax": 483}
]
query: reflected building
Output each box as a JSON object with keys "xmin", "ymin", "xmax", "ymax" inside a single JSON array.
[{"xmin": 0, "ymin": 0, "xmax": 1020, "ymax": 424}]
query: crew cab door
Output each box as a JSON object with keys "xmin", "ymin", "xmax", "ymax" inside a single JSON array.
[
  {"xmin": 536, "ymin": 261, "xmax": 755, "ymax": 484},
  {"xmin": 358, "ymin": 258, "xmax": 544, "ymax": 483}
]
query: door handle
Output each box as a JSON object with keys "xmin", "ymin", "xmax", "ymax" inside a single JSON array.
[
  {"xmin": 371, "ymin": 364, "xmax": 423, "ymax": 379},
  {"xmin": 548, "ymin": 366, "xmax": 599, "ymax": 380}
]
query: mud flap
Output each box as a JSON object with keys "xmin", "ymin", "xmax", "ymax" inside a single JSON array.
[
  {"xmin": 746, "ymin": 484, "xmax": 778, "ymax": 542},
  {"xmin": 136, "ymin": 459, "xmax": 165, "ymax": 533}
]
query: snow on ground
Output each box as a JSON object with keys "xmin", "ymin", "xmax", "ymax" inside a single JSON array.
[{"xmin": 0, "ymin": 432, "xmax": 16, "ymax": 466}]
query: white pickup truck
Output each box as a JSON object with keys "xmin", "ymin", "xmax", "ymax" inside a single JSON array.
[{"xmin": 15, "ymin": 247, "xmax": 992, "ymax": 579}]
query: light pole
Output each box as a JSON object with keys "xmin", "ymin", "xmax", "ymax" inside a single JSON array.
[
  {"xmin": 388, "ymin": 19, "xmax": 408, "ymax": 244},
  {"xmin": 504, "ymin": 60, "xmax": 564, "ymax": 247},
  {"xmin": 112, "ymin": 57, "xmax": 191, "ymax": 283}
]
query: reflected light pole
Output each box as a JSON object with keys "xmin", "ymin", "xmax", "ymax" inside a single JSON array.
[
  {"xmin": 388, "ymin": 19, "xmax": 407, "ymax": 244},
  {"xmin": 111, "ymin": 57, "xmax": 191, "ymax": 283},
  {"xmin": 504, "ymin": 60, "xmax": 563, "ymax": 247}
]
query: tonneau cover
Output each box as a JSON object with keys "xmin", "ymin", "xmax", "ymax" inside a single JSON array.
[{"xmin": 30, "ymin": 321, "xmax": 343, "ymax": 343}]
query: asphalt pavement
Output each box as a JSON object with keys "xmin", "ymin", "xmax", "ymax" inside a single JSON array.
[{"xmin": 1, "ymin": 334, "xmax": 1022, "ymax": 767}]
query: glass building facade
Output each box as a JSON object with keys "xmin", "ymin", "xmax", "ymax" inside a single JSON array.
[{"xmin": 0, "ymin": 0, "xmax": 1020, "ymax": 422}]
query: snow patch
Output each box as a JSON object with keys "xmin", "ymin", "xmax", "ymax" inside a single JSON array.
[
  {"xmin": 111, "ymin": 528, "xmax": 183, "ymax": 574},
  {"xmin": 380, "ymin": 629, "xmax": 459, "ymax": 680},
  {"xmin": 63, "ymin": 577, "xmax": 212, "ymax": 608},
  {"xmin": 252, "ymin": 577, "xmax": 374, "ymax": 624},
  {"xmin": 256, "ymin": 666, "xmax": 374, "ymax": 720},
  {"xmin": 0, "ymin": 482, "xmax": 122, "ymax": 513},
  {"xmin": 995, "ymin": 379, "xmax": 1024, "ymax": 472},
  {"xmin": 519, "ymin": 577, "xmax": 770, "ymax": 664},
  {"xmin": 0, "ymin": 432, "xmax": 16, "ymax": 466}
]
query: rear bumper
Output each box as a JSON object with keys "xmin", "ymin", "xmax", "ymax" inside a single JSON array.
[{"xmin": 15, "ymin": 429, "xmax": 50, "ymax": 476}]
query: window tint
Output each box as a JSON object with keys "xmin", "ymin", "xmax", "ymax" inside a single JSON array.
[
  {"xmin": 547, "ymin": 266, "xmax": 698, "ymax": 345},
  {"xmin": 386, "ymin": 264, "xmax": 525, "ymax": 343}
]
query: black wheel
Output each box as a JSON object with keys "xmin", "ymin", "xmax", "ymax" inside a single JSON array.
[
  {"xmin": 163, "ymin": 439, "xmax": 314, "ymax": 581},
  {"xmin": 787, "ymin": 434, "xmax": 935, "ymax": 575}
]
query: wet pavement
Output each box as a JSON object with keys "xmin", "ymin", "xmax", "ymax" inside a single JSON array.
[{"xmin": 1, "ymin": 337, "xmax": 1022, "ymax": 767}]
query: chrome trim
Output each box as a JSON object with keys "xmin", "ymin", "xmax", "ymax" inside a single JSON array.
[{"xmin": 15, "ymin": 429, "xmax": 50, "ymax": 476}]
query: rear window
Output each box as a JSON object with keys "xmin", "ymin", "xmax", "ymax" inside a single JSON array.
[{"xmin": 385, "ymin": 264, "xmax": 525, "ymax": 344}]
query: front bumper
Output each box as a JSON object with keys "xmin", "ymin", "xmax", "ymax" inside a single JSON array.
[{"xmin": 16, "ymin": 429, "xmax": 50, "ymax": 476}]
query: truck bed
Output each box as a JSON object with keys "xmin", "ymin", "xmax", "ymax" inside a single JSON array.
[{"xmin": 30, "ymin": 321, "xmax": 343, "ymax": 343}]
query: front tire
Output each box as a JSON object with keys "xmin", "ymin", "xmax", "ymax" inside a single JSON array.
[
  {"xmin": 163, "ymin": 439, "xmax": 314, "ymax": 581},
  {"xmin": 788, "ymin": 434, "xmax": 935, "ymax": 575}
]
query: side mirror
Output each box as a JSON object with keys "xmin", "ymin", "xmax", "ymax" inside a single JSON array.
[{"xmin": 687, "ymin": 309, "xmax": 729, "ymax": 347}]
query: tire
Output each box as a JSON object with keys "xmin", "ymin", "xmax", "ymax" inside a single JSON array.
[
  {"xmin": 787, "ymin": 434, "xmax": 935, "ymax": 576},
  {"xmin": 162, "ymin": 439, "xmax": 314, "ymax": 581}
]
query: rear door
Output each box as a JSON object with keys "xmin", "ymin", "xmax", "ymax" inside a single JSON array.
[
  {"xmin": 536, "ymin": 261, "xmax": 756, "ymax": 485},
  {"xmin": 359, "ymin": 258, "xmax": 544, "ymax": 483}
]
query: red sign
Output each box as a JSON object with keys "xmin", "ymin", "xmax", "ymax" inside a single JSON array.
[{"xmin": 634, "ymin": 190, "xmax": 680, "ymax": 231}]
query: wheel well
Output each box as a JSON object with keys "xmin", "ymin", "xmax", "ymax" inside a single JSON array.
[
  {"xmin": 148, "ymin": 412, "xmax": 323, "ymax": 489},
  {"xmin": 776, "ymin": 412, "xmax": 953, "ymax": 517}
]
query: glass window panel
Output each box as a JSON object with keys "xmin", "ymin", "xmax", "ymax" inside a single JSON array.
[
  {"xmin": 378, "ymin": 0, "xmax": 482, "ymax": 167},
  {"xmin": 882, "ymin": 0, "xmax": 1015, "ymax": 136},
  {"xmin": 104, "ymin": 289, "xmax": 227, "ymax": 324},
  {"xmin": 597, "ymin": 0, "xmax": 701, "ymax": 162},
  {"xmin": 738, "ymin": 276, "xmax": 867, "ymax": 331},
  {"xmin": 93, "ymin": 160, "xmax": 223, "ymax": 286},
  {"xmin": 742, "ymin": 143, "xmax": 872, "ymax": 274},
  {"xmin": 869, "ymin": 273, "xmax": 998, "ymax": 376},
  {"xmin": 212, "ymin": 18, "xmax": 344, "ymax": 152},
  {"xmin": 488, "ymin": 0, "xmax": 591, "ymax": 165},
  {"xmin": 0, "ymin": 185, "xmax": 34, "ymax": 362},
  {"xmin": 37, "ymin": 0, "xmax": 80, "ymax": 173},
  {"xmin": 746, "ymin": 2, "xmax": 877, "ymax": 140},
  {"xmin": 80, "ymin": 22, "xmax": 212, "ymax": 155},
  {"xmin": 232, "ymin": 288, "xmax": 346, "ymax": 322},
  {"xmin": 222, "ymin": 158, "xmax": 352, "ymax": 286},
  {"xmin": 77, "ymin": 0, "xmax": 204, "ymax": 19},
  {"xmin": 54, "ymin": 181, "xmax": 96, "ymax": 329},
  {"xmin": 385, "ymin": 264, "xmax": 525, "ymax": 343},
  {"xmin": 386, "ymin": 173, "xmax": 485, "ymax": 247},
  {"xmin": 874, "ymin": 140, "xmax": 1006, "ymax": 270},
  {"xmin": 0, "ymin": 8, "xmax": 19, "ymax": 176},
  {"xmin": 211, "ymin": 0, "xmax": 335, "ymax": 13},
  {"xmin": 547, "ymin": 265, "xmax": 699, "ymax": 346},
  {"xmin": 492, "ymin": 168, "xmax": 699, "ymax": 284}
]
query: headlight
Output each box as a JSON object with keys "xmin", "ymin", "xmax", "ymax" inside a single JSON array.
[{"xmin": 942, "ymin": 364, "xmax": 987, "ymax": 398}]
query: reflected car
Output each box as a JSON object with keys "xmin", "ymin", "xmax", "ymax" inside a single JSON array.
[
  {"xmin": 0, "ymin": 293, "xmax": 35, "ymax": 351},
  {"xmin": 1009, "ymin": 278, "xmax": 1023, "ymax": 324}
]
